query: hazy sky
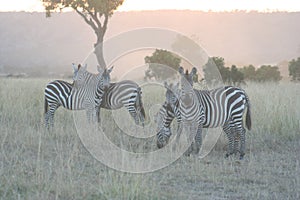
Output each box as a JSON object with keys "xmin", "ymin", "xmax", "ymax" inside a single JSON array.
[{"xmin": 0, "ymin": 0, "xmax": 299, "ymax": 12}]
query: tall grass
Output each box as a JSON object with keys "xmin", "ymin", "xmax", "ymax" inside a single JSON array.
[{"xmin": 0, "ymin": 78, "xmax": 299, "ymax": 199}]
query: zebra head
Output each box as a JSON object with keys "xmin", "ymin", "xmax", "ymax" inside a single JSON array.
[
  {"xmin": 72, "ymin": 63, "xmax": 89, "ymax": 89},
  {"xmin": 178, "ymin": 66, "xmax": 197, "ymax": 107},
  {"xmin": 156, "ymin": 102, "xmax": 174, "ymax": 149},
  {"xmin": 157, "ymin": 126, "xmax": 172, "ymax": 149},
  {"xmin": 98, "ymin": 65, "xmax": 114, "ymax": 90}
]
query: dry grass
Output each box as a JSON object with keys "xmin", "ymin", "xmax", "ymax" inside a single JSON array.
[{"xmin": 0, "ymin": 78, "xmax": 299, "ymax": 199}]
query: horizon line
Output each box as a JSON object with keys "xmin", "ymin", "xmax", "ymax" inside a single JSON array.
[{"xmin": 1, "ymin": 8, "xmax": 300, "ymax": 14}]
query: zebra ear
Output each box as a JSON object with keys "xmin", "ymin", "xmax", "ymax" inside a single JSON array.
[
  {"xmin": 190, "ymin": 67, "xmax": 197, "ymax": 78},
  {"xmin": 164, "ymin": 81, "xmax": 169, "ymax": 89},
  {"xmin": 107, "ymin": 65, "xmax": 114, "ymax": 73},
  {"xmin": 72, "ymin": 63, "xmax": 77, "ymax": 72},
  {"xmin": 191, "ymin": 67, "xmax": 197, "ymax": 75},
  {"xmin": 72, "ymin": 63, "xmax": 80, "ymax": 81},
  {"xmin": 178, "ymin": 66, "xmax": 184, "ymax": 75}
]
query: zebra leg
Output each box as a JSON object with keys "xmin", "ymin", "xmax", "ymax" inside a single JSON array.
[
  {"xmin": 135, "ymin": 87, "xmax": 146, "ymax": 127},
  {"xmin": 45, "ymin": 105, "xmax": 58, "ymax": 129},
  {"xmin": 223, "ymin": 124, "xmax": 234, "ymax": 158},
  {"xmin": 239, "ymin": 128, "xmax": 246, "ymax": 160},
  {"xmin": 233, "ymin": 131, "xmax": 240, "ymax": 156},
  {"xmin": 193, "ymin": 124, "xmax": 203, "ymax": 154},
  {"xmin": 85, "ymin": 107, "xmax": 95, "ymax": 123},
  {"xmin": 136, "ymin": 105, "xmax": 146, "ymax": 127},
  {"xmin": 184, "ymin": 144, "xmax": 193, "ymax": 156},
  {"xmin": 126, "ymin": 105, "xmax": 139, "ymax": 125},
  {"xmin": 173, "ymin": 122, "xmax": 183, "ymax": 151},
  {"xmin": 96, "ymin": 106, "xmax": 101, "ymax": 124}
]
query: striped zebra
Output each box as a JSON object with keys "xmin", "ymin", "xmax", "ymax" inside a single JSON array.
[
  {"xmin": 155, "ymin": 102, "xmax": 176, "ymax": 148},
  {"xmin": 156, "ymin": 82, "xmax": 182, "ymax": 148},
  {"xmin": 177, "ymin": 67, "xmax": 206, "ymax": 156},
  {"xmin": 44, "ymin": 65, "xmax": 145, "ymax": 128},
  {"xmin": 158, "ymin": 67, "xmax": 252, "ymax": 159},
  {"xmin": 44, "ymin": 64, "xmax": 110, "ymax": 128},
  {"xmin": 100, "ymin": 80, "xmax": 146, "ymax": 126}
]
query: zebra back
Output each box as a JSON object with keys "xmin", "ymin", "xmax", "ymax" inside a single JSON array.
[{"xmin": 44, "ymin": 80, "xmax": 73, "ymax": 110}]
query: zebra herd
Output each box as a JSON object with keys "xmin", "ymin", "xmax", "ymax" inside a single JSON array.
[{"xmin": 44, "ymin": 64, "xmax": 251, "ymax": 159}]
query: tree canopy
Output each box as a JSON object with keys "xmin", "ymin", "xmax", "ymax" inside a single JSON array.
[{"xmin": 144, "ymin": 49, "xmax": 181, "ymax": 81}]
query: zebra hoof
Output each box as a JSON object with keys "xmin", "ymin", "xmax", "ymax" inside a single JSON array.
[
  {"xmin": 184, "ymin": 152, "xmax": 191, "ymax": 157},
  {"xmin": 239, "ymin": 154, "xmax": 245, "ymax": 160}
]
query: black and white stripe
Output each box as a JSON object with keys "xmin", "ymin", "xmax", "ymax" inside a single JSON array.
[
  {"xmin": 156, "ymin": 82, "xmax": 182, "ymax": 148},
  {"xmin": 44, "ymin": 65, "xmax": 145, "ymax": 128},
  {"xmin": 158, "ymin": 67, "xmax": 252, "ymax": 159},
  {"xmin": 177, "ymin": 67, "xmax": 205, "ymax": 155},
  {"xmin": 100, "ymin": 80, "xmax": 146, "ymax": 126},
  {"xmin": 155, "ymin": 102, "xmax": 176, "ymax": 148},
  {"xmin": 44, "ymin": 64, "xmax": 108, "ymax": 128}
]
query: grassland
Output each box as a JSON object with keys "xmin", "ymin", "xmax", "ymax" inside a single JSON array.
[{"xmin": 0, "ymin": 78, "xmax": 299, "ymax": 199}]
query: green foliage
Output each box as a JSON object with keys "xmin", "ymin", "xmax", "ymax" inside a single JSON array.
[
  {"xmin": 144, "ymin": 49, "xmax": 181, "ymax": 81},
  {"xmin": 204, "ymin": 57, "xmax": 282, "ymax": 84},
  {"xmin": 255, "ymin": 65, "xmax": 282, "ymax": 82},
  {"xmin": 240, "ymin": 65, "xmax": 256, "ymax": 80},
  {"xmin": 203, "ymin": 57, "xmax": 228, "ymax": 85},
  {"xmin": 203, "ymin": 57, "xmax": 243, "ymax": 85},
  {"xmin": 230, "ymin": 65, "xmax": 244, "ymax": 85},
  {"xmin": 240, "ymin": 64, "xmax": 281, "ymax": 82},
  {"xmin": 42, "ymin": 0, "xmax": 124, "ymax": 17},
  {"xmin": 288, "ymin": 57, "xmax": 300, "ymax": 81}
]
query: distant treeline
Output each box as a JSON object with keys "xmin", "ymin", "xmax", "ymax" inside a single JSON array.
[
  {"xmin": 204, "ymin": 56, "xmax": 300, "ymax": 85},
  {"xmin": 144, "ymin": 49, "xmax": 300, "ymax": 85}
]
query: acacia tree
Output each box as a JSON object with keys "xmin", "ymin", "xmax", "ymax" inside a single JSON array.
[
  {"xmin": 42, "ymin": 0, "xmax": 124, "ymax": 68},
  {"xmin": 144, "ymin": 49, "xmax": 181, "ymax": 81}
]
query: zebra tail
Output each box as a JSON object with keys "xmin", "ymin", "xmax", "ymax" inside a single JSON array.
[
  {"xmin": 245, "ymin": 94, "xmax": 251, "ymax": 131},
  {"xmin": 44, "ymin": 98, "xmax": 48, "ymax": 115},
  {"xmin": 136, "ymin": 87, "xmax": 146, "ymax": 123}
]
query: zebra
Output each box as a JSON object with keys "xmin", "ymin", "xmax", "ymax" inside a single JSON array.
[
  {"xmin": 156, "ymin": 82, "xmax": 182, "ymax": 149},
  {"xmin": 158, "ymin": 67, "xmax": 252, "ymax": 159},
  {"xmin": 176, "ymin": 67, "xmax": 206, "ymax": 156},
  {"xmin": 99, "ymin": 80, "xmax": 146, "ymax": 126},
  {"xmin": 44, "ymin": 64, "xmax": 110, "ymax": 128},
  {"xmin": 155, "ymin": 101, "xmax": 178, "ymax": 148},
  {"xmin": 44, "ymin": 64, "xmax": 145, "ymax": 128}
]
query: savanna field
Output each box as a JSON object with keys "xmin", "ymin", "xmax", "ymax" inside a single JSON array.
[{"xmin": 0, "ymin": 78, "xmax": 299, "ymax": 199}]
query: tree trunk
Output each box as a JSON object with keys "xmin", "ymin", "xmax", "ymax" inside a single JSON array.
[{"xmin": 94, "ymin": 35, "xmax": 106, "ymax": 68}]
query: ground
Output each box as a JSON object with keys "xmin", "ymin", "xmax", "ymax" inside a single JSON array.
[{"xmin": 0, "ymin": 79, "xmax": 299, "ymax": 199}]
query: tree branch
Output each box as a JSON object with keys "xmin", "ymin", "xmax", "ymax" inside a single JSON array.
[
  {"xmin": 74, "ymin": 7, "xmax": 98, "ymax": 33},
  {"xmin": 102, "ymin": 13, "xmax": 109, "ymax": 35},
  {"xmin": 87, "ymin": 9, "xmax": 102, "ymax": 33}
]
